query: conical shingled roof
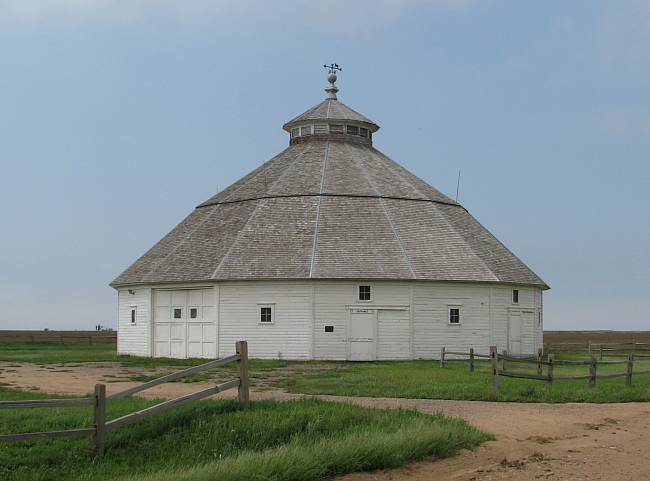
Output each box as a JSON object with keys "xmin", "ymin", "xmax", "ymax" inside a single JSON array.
[
  {"xmin": 282, "ymin": 98, "xmax": 379, "ymax": 132},
  {"xmin": 111, "ymin": 75, "xmax": 548, "ymax": 289}
]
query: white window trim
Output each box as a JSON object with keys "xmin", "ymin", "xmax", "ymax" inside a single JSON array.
[
  {"xmin": 188, "ymin": 306, "xmax": 200, "ymax": 320},
  {"xmin": 257, "ymin": 303, "xmax": 276, "ymax": 325},
  {"xmin": 129, "ymin": 305, "xmax": 137, "ymax": 325},
  {"xmin": 512, "ymin": 289, "xmax": 520, "ymax": 305},
  {"xmin": 172, "ymin": 306, "xmax": 184, "ymax": 320},
  {"xmin": 447, "ymin": 304, "xmax": 462, "ymax": 325},
  {"xmin": 357, "ymin": 284, "xmax": 372, "ymax": 303}
]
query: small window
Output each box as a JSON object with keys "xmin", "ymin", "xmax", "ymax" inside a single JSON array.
[
  {"xmin": 291, "ymin": 128, "xmax": 299, "ymax": 138},
  {"xmin": 130, "ymin": 308, "xmax": 136, "ymax": 324},
  {"xmin": 359, "ymin": 127, "xmax": 368, "ymax": 138},
  {"xmin": 449, "ymin": 308, "xmax": 460, "ymax": 324},
  {"xmin": 346, "ymin": 125, "xmax": 359, "ymax": 136},
  {"xmin": 512, "ymin": 289, "xmax": 519, "ymax": 304},
  {"xmin": 300, "ymin": 125, "xmax": 312, "ymax": 136},
  {"xmin": 325, "ymin": 325, "xmax": 334, "ymax": 332},
  {"xmin": 358, "ymin": 285, "xmax": 371, "ymax": 301},
  {"xmin": 260, "ymin": 306, "xmax": 273, "ymax": 323},
  {"xmin": 173, "ymin": 308, "xmax": 182, "ymax": 319},
  {"xmin": 190, "ymin": 308, "xmax": 198, "ymax": 319}
]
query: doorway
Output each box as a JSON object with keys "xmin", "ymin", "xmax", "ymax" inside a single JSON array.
[{"xmin": 348, "ymin": 309, "xmax": 376, "ymax": 361}]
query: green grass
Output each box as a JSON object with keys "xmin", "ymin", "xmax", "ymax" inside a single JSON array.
[
  {"xmin": 0, "ymin": 342, "xmax": 291, "ymax": 370},
  {"xmin": 0, "ymin": 386, "xmax": 489, "ymax": 481},
  {"xmin": 3, "ymin": 343, "xmax": 649, "ymax": 402},
  {"xmin": 280, "ymin": 357, "xmax": 650, "ymax": 403}
]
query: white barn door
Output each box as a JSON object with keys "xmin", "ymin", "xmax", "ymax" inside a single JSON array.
[
  {"xmin": 508, "ymin": 310, "xmax": 522, "ymax": 356},
  {"xmin": 348, "ymin": 309, "xmax": 376, "ymax": 361},
  {"xmin": 153, "ymin": 288, "xmax": 216, "ymax": 359}
]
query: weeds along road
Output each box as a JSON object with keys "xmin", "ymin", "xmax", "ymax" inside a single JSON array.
[{"xmin": 2, "ymin": 361, "xmax": 650, "ymax": 481}]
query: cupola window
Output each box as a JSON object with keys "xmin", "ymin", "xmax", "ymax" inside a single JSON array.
[
  {"xmin": 346, "ymin": 125, "xmax": 359, "ymax": 135},
  {"xmin": 330, "ymin": 124, "xmax": 344, "ymax": 135}
]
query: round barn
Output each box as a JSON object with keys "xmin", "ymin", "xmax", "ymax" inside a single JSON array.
[{"xmin": 111, "ymin": 70, "xmax": 548, "ymax": 360}]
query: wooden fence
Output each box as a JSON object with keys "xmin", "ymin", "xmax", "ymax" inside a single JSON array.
[
  {"xmin": 439, "ymin": 345, "xmax": 650, "ymax": 389},
  {"xmin": 543, "ymin": 341, "xmax": 650, "ymax": 356},
  {"xmin": 0, "ymin": 341, "xmax": 249, "ymax": 457},
  {"xmin": 0, "ymin": 330, "xmax": 117, "ymax": 345}
]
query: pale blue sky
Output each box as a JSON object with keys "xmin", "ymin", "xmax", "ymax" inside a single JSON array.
[{"xmin": 0, "ymin": 1, "xmax": 648, "ymax": 331}]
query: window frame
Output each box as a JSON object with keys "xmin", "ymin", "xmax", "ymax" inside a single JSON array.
[
  {"xmin": 189, "ymin": 307, "xmax": 199, "ymax": 320},
  {"xmin": 173, "ymin": 307, "xmax": 183, "ymax": 320},
  {"xmin": 358, "ymin": 285, "xmax": 372, "ymax": 302},
  {"xmin": 447, "ymin": 305, "xmax": 462, "ymax": 325},
  {"xmin": 130, "ymin": 305, "xmax": 137, "ymax": 324},
  {"xmin": 258, "ymin": 304, "xmax": 275, "ymax": 325},
  {"xmin": 512, "ymin": 289, "xmax": 519, "ymax": 304}
]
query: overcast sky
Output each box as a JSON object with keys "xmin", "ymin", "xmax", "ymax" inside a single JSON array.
[{"xmin": 0, "ymin": 1, "xmax": 648, "ymax": 331}]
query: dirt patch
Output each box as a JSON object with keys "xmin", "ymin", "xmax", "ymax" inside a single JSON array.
[{"xmin": 2, "ymin": 362, "xmax": 650, "ymax": 480}]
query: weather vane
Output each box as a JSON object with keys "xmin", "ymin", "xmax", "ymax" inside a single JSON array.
[{"xmin": 323, "ymin": 63, "xmax": 342, "ymax": 74}]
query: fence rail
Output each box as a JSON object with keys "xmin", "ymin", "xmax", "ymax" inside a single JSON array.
[
  {"xmin": 439, "ymin": 346, "xmax": 650, "ymax": 389},
  {"xmin": 0, "ymin": 330, "xmax": 116, "ymax": 345},
  {"xmin": 0, "ymin": 341, "xmax": 250, "ymax": 457}
]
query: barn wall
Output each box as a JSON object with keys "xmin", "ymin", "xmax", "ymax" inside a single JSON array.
[
  {"xmin": 217, "ymin": 281, "xmax": 312, "ymax": 359},
  {"xmin": 117, "ymin": 288, "xmax": 151, "ymax": 356},
  {"xmin": 412, "ymin": 283, "xmax": 492, "ymax": 358},
  {"xmin": 115, "ymin": 281, "xmax": 544, "ymax": 360}
]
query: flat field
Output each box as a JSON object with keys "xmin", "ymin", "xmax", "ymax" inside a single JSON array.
[{"xmin": 2, "ymin": 343, "xmax": 650, "ymax": 402}]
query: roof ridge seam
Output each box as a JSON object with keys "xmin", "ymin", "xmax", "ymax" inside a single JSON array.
[
  {"xmin": 197, "ymin": 193, "xmax": 464, "ymax": 209},
  {"xmin": 210, "ymin": 142, "xmax": 318, "ymax": 280},
  {"xmin": 220, "ymin": 146, "xmax": 295, "ymax": 204},
  {"xmin": 309, "ymin": 141, "xmax": 330, "ymax": 278},
  {"xmin": 370, "ymin": 147, "xmax": 458, "ymax": 206},
  {"xmin": 325, "ymin": 99, "xmax": 331, "ymax": 119},
  {"xmin": 351, "ymin": 143, "xmax": 418, "ymax": 280},
  {"xmin": 432, "ymin": 204, "xmax": 500, "ymax": 283}
]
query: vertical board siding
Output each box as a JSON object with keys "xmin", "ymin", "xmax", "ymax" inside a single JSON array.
[
  {"xmin": 117, "ymin": 288, "xmax": 151, "ymax": 356},
  {"xmin": 377, "ymin": 309, "xmax": 411, "ymax": 359},
  {"xmin": 218, "ymin": 282, "xmax": 312, "ymax": 359}
]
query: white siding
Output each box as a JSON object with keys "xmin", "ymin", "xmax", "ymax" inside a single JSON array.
[
  {"xmin": 117, "ymin": 288, "xmax": 151, "ymax": 356},
  {"xmin": 218, "ymin": 282, "xmax": 312, "ymax": 359},
  {"xmin": 412, "ymin": 283, "xmax": 491, "ymax": 358},
  {"xmin": 116, "ymin": 280, "xmax": 544, "ymax": 360},
  {"xmin": 313, "ymin": 283, "xmax": 352, "ymax": 360},
  {"xmin": 377, "ymin": 309, "xmax": 410, "ymax": 359},
  {"xmin": 313, "ymin": 281, "xmax": 411, "ymax": 361}
]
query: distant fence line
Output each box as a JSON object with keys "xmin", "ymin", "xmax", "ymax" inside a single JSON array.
[
  {"xmin": 439, "ymin": 346, "xmax": 650, "ymax": 389},
  {"xmin": 0, "ymin": 330, "xmax": 116, "ymax": 345}
]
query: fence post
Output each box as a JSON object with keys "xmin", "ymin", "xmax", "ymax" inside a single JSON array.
[
  {"xmin": 547, "ymin": 354, "xmax": 554, "ymax": 389},
  {"xmin": 589, "ymin": 356, "xmax": 597, "ymax": 388},
  {"xmin": 588, "ymin": 341, "xmax": 591, "ymax": 357},
  {"xmin": 439, "ymin": 347, "xmax": 445, "ymax": 368},
  {"xmin": 93, "ymin": 384, "xmax": 106, "ymax": 458},
  {"xmin": 599, "ymin": 344, "xmax": 603, "ymax": 361},
  {"xmin": 236, "ymin": 341, "xmax": 250, "ymax": 408},
  {"xmin": 469, "ymin": 347, "xmax": 475, "ymax": 372},
  {"xmin": 490, "ymin": 346, "xmax": 499, "ymax": 389},
  {"xmin": 626, "ymin": 353, "xmax": 634, "ymax": 386},
  {"xmin": 537, "ymin": 348, "xmax": 543, "ymax": 377},
  {"xmin": 501, "ymin": 349, "xmax": 508, "ymax": 372}
]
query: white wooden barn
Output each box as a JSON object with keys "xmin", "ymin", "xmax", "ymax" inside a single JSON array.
[{"xmin": 111, "ymin": 70, "xmax": 548, "ymax": 360}]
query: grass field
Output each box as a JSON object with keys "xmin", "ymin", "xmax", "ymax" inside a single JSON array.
[
  {"xmin": 2, "ymin": 343, "xmax": 650, "ymax": 402},
  {"xmin": 0, "ymin": 386, "xmax": 489, "ymax": 481},
  {"xmin": 280, "ymin": 355, "xmax": 650, "ymax": 403}
]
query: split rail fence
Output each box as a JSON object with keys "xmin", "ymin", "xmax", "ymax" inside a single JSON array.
[
  {"xmin": 439, "ymin": 345, "xmax": 650, "ymax": 389},
  {"xmin": 0, "ymin": 340, "xmax": 250, "ymax": 457}
]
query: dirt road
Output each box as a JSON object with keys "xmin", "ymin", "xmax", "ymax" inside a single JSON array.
[{"xmin": 2, "ymin": 362, "xmax": 649, "ymax": 480}]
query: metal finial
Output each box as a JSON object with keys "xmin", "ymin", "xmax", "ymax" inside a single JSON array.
[{"xmin": 323, "ymin": 63, "xmax": 341, "ymax": 100}]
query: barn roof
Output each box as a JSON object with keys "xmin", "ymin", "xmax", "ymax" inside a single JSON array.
[{"xmin": 111, "ymin": 72, "xmax": 548, "ymax": 289}]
